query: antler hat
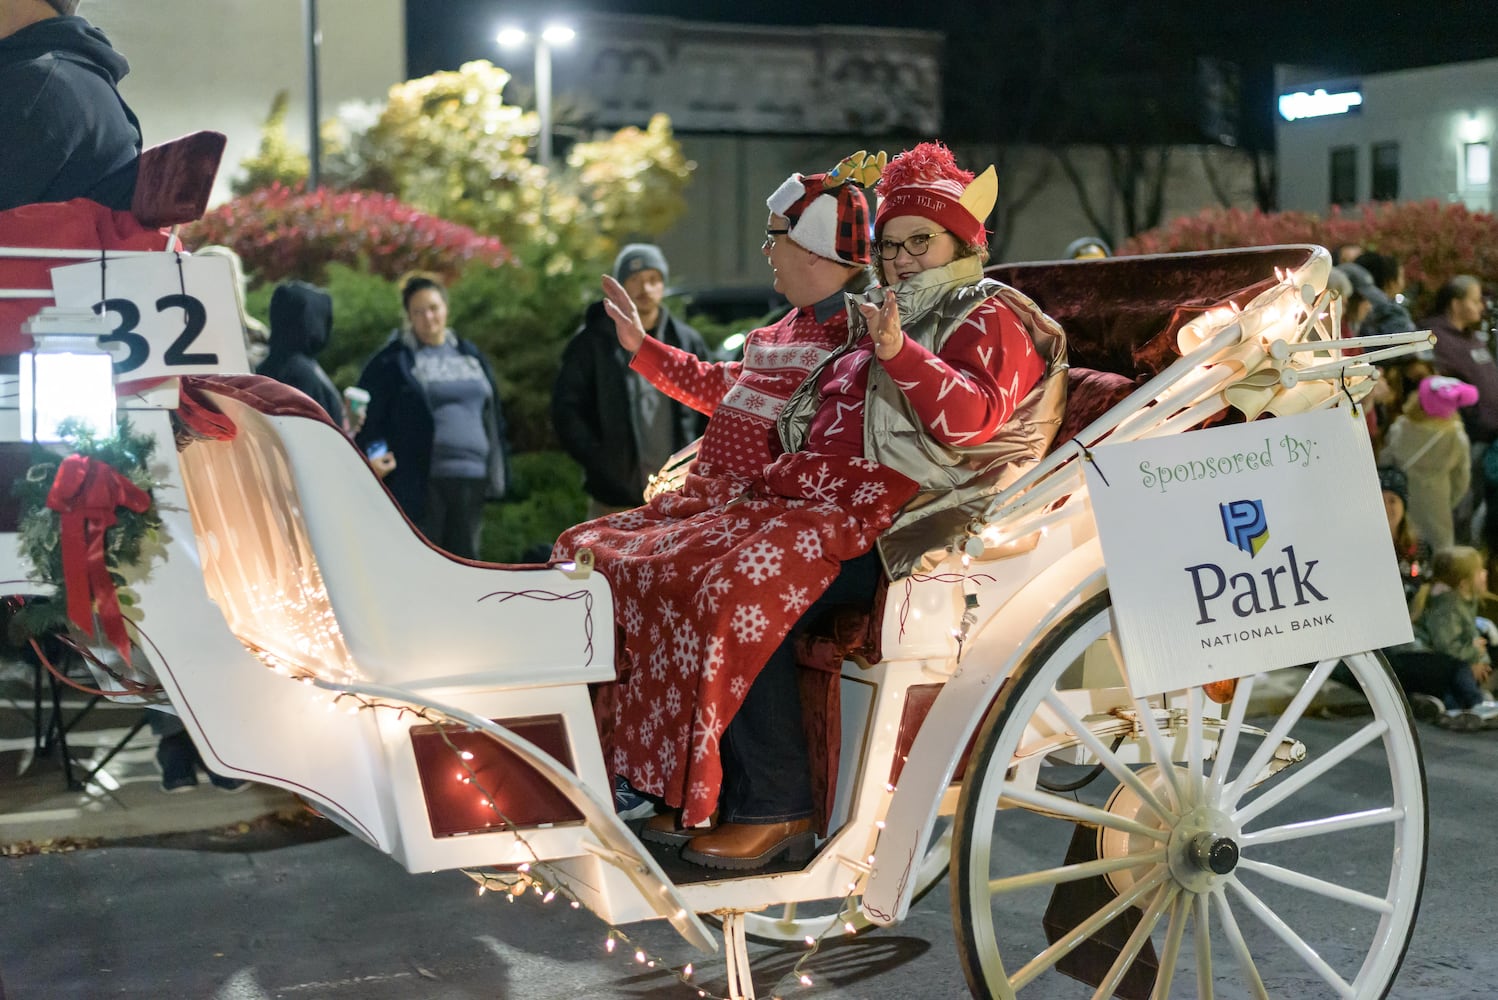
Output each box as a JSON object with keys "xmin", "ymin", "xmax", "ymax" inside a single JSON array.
[{"xmin": 765, "ymin": 151, "xmax": 882, "ymax": 265}]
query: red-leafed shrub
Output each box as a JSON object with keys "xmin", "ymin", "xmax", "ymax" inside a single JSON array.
[
  {"xmin": 184, "ymin": 184, "xmax": 511, "ymax": 285},
  {"xmin": 1123, "ymin": 201, "xmax": 1498, "ymax": 316}
]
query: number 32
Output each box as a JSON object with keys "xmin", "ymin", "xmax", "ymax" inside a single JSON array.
[{"xmin": 97, "ymin": 294, "xmax": 219, "ymax": 374}]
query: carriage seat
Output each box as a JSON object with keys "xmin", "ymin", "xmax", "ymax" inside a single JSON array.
[
  {"xmin": 0, "ymin": 130, "xmax": 226, "ymax": 354},
  {"xmin": 175, "ymin": 375, "xmax": 613, "ymax": 693},
  {"xmin": 800, "ymin": 249, "xmax": 1319, "ymax": 831}
]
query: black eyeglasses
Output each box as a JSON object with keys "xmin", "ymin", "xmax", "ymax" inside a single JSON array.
[
  {"xmin": 876, "ymin": 230, "xmax": 950, "ymax": 261},
  {"xmin": 762, "ymin": 228, "xmax": 791, "ymax": 251}
]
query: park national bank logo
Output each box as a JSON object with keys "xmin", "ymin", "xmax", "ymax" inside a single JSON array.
[
  {"xmin": 1186, "ymin": 496, "xmax": 1334, "ymax": 647},
  {"xmin": 1220, "ymin": 499, "xmax": 1269, "ymax": 556}
]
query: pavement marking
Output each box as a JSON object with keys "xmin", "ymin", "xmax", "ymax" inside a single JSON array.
[
  {"xmin": 214, "ymin": 969, "xmax": 273, "ymax": 1000},
  {"xmin": 277, "ymin": 972, "xmax": 415, "ymax": 993},
  {"xmin": 0, "ymin": 806, "xmax": 83, "ymax": 824}
]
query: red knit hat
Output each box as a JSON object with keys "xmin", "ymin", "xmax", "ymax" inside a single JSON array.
[
  {"xmin": 874, "ymin": 142, "xmax": 995, "ymax": 248},
  {"xmin": 766, "ymin": 170, "xmax": 871, "ymax": 265}
]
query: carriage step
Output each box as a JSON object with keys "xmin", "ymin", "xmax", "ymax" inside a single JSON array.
[{"xmin": 628, "ymin": 817, "xmax": 820, "ymax": 884}]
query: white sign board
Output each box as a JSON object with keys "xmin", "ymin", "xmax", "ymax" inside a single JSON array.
[
  {"xmin": 50, "ymin": 253, "xmax": 249, "ymax": 380},
  {"xmin": 1084, "ymin": 408, "xmax": 1413, "ymax": 697}
]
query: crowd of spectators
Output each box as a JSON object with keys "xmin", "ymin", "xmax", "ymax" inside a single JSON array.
[{"xmin": 1345, "ymin": 246, "xmax": 1498, "ymax": 728}]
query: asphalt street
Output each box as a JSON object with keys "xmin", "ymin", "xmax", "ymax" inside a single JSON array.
[{"xmin": 3, "ymin": 714, "xmax": 1497, "ymax": 999}]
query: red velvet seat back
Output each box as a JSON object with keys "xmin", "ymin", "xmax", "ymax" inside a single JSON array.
[{"xmin": 986, "ymin": 246, "xmax": 1315, "ymax": 378}]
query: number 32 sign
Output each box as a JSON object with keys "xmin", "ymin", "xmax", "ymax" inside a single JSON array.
[{"xmin": 49, "ymin": 253, "xmax": 249, "ymax": 380}]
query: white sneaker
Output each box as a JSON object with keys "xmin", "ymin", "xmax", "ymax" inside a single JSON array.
[{"xmin": 1468, "ymin": 700, "xmax": 1498, "ymax": 721}]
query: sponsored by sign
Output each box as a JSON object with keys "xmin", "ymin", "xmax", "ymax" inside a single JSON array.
[
  {"xmin": 1084, "ymin": 408, "xmax": 1412, "ymax": 697},
  {"xmin": 50, "ymin": 253, "xmax": 249, "ymax": 380}
]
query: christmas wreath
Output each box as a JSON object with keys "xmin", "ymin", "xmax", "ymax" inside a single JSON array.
[{"xmin": 12, "ymin": 418, "xmax": 162, "ymax": 660}]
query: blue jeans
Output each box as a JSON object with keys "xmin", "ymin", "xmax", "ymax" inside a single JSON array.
[
  {"xmin": 1387, "ymin": 649, "xmax": 1483, "ymax": 710},
  {"xmin": 717, "ymin": 550, "xmax": 883, "ymax": 824}
]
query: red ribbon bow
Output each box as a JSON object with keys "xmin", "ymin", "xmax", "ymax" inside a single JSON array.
[{"xmin": 44, "ymin": 454, "xmax": 152, "ymax": 663}]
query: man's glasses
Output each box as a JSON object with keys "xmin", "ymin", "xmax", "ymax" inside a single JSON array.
[
  {"xmin": 876, "ymin": 230, "xmax": 949, "ymax": 261},
  {"xmin": 762, "ymin": 228, "xmax": 791, "ymax": 252}
]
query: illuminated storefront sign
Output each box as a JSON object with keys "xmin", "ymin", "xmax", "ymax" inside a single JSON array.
[{"xmin": 1278, "ymin": 88, "xmax": 1364, "ymax": 122}]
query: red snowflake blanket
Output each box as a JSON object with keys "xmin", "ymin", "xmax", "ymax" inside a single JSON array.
[{"xmin": 554, "ymin": 451, "xmax": 917, "ymax": 825}]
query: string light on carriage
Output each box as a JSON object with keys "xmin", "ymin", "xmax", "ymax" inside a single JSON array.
[{"xmin": 276, "ymin": 677, "xmax": 858, "ymax": 999}]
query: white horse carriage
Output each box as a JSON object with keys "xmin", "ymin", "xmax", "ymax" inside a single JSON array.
[{"xmin": 0, "ymin": 137, "xmax": 1432, "ymax": 999}]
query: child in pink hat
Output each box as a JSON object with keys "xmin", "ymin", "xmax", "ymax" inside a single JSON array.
[{"xmin": 1381, "ymin": 375, "xmax": 1479, "ymax": 548}]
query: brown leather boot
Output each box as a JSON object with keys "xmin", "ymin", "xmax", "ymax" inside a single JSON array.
[
  {"xmin": 640, "ymin": 811, "xmax": 716, "ymax": 848},
  {"xmin": 681, "ymin": 819, "xmax": 815, "ymax": 871}
]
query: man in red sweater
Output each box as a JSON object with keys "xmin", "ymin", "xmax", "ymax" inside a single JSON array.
[
  {"xmin": 600, "ymin": 169, "xmax": 874, "ymax": 484},
  {"xmin": 557, "ymin": 165, "xmax": 877, "ymax": 854}
]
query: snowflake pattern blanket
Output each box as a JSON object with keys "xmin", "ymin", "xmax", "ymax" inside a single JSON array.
[{"xmin": 554, "ymin": 452, "xmax": 918, "ymax": 825}]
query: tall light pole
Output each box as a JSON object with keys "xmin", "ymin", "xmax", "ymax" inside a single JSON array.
[
  {"xmin": 303, "ymin": 0, "xmax": 322, "ymax": 188},
  {"xmin": 497, "ymin": 23, "xmax": 575, "ymax": 171}
]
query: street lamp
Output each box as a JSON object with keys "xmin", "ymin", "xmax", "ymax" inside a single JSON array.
[{"xmin": 496, "ymin": 22, "xmax": 575, "ymax": 171}]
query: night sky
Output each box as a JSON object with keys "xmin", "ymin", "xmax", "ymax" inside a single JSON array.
[{"xmin": 407, "ymin": 1, "xmax": 1498, "ymax": 147}]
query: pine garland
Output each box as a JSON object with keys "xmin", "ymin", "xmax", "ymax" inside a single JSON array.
[{"xmin": 10, "ymin": 417, "xmax": 162, "ymax": 642}]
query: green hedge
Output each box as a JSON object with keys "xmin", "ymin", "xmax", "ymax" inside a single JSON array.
[{"xmin": 480, "ymin": 450, "xmax": 588, "ymax": 563}]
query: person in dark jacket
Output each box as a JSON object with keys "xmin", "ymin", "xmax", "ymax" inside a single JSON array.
[
  {"xmin": 257, "ymin": 280, "xmax": 345, "ymax": 426},
  {"xmin": 0, "ymin": 0, "xmax": 141, "ymax": 212},
  {"xmin": 553, "ymin": 244, "xmax": 710, "ymax": 515},
  {"xmin": 355, "ymin": 273, "xmax": 510, "ymax": 560}
]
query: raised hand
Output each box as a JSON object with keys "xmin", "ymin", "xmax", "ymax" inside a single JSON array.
[
  {"xmin": 856, "ymin": 293, "xmax": 905, "ymax": 361},
  {"xmin": 601, "ymin": 275, "xmax": 646, "ymax": 354}
]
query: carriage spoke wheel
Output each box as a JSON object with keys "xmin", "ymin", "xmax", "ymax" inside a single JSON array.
[{"xmin": 952, "ymin": 592, "xmax": 1427, "ymax": 999}]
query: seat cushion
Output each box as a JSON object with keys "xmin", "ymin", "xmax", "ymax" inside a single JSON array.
[{"xmin": 1052, "ymin": 367, "xmax": 1141, "ymax": 450}]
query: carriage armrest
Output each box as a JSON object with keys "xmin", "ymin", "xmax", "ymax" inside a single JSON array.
[{"xmin": 131, "ymin": 131, "xmax": 227, "ymax": 228}]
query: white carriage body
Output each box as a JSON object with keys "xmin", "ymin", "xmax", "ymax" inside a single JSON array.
[{"xmin": 0, "ymin": 224, "xmax": 1433, "ymax": 998}]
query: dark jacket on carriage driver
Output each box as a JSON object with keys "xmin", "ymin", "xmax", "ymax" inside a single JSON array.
[{"xmin": 0, "ymin": 14, "xmax": 141, "ymax": 212}]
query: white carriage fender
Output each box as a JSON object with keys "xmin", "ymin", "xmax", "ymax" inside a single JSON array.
[
  {"xmin": 309, "ymin": 678, "xmax": 718, "ymax": 954},
  {"xmin": 860, "ymin": 538, "xmax": 1107, "ymax": 926}
]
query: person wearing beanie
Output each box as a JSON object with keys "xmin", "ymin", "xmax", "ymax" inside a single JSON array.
[
  {"xmin": 553, "ymin": 152, "xmax": 888, "ymax": 851},
  {"xmin": 0, "ymin": 0, "xmax": 142, "ymax": 211},
  {"xmin": 1064, "ymin": 235, "xmax": 1111, "ymax": 260},
  {"xmin": 553, "ymin": 244, "xmax": 710, "ymax": 515},
  {"xmin": 1380, "ymin": 375, "xmax": 1477, "ymax": 549},
  {"xmin": 792, "ymin": 140, "xmax": 1068, "ymax": 575}
]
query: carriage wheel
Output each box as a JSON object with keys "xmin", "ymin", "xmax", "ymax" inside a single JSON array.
[
  {"xmin": 951, "ymin": 592, "xmax": 1426, "ymax": 999},
  {"xmin": 738, "ymin": 817, "xmax": 953, "ymax": 943}
]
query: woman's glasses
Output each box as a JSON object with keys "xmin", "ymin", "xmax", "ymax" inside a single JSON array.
[{"xmin": 876, "ymin": 230, "xmax": 949, "ymax": 261}]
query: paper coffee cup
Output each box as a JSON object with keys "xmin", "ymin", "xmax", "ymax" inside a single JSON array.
[{"xmin": 343, "ymin": 386, "xmax": 370, "ymax": 418}]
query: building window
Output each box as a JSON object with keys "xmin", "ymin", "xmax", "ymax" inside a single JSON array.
[
  {"xmin": 1330, "ymin": 146, "xmax": 1358, "ymax": 206},
  {"xmin": 1466, "ymin": 141, "xmax": 1491, "ymax": 188},
  {"xmin": 1371, "ymin": 142, "xmax": 1400, "ymax": 200}
]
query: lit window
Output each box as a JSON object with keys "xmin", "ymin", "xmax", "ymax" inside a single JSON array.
[{"xmin": 1466, "ymin": 142, "xmax": 1491, "ymax": 187}]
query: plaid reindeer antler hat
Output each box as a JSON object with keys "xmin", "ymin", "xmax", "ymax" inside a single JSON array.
[{"xmin": 765, "ymin": 151, "xmax": 884, "ymax": 265}]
